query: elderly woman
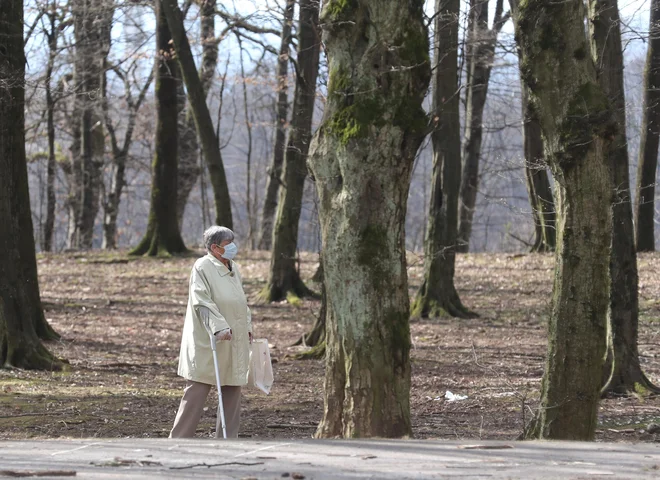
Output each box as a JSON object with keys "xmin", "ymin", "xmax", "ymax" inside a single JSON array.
[{"xmin": 169, "ymin": 226, "xmax": 252, "ymax": 438}]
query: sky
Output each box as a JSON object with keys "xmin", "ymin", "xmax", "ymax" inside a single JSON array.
[{"xmin": 24, "ymin": 0, "xmax": 656, "ymax": 95}]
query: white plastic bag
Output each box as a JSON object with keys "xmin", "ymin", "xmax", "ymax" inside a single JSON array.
[{"xmin": 247, "ymin": 339, "xmax": 274, "ymax": 394}]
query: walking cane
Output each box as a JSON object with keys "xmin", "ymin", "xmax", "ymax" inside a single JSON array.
[{"xmin": 203, "ymin": 319, "xmax": 227, "ymax": 439}]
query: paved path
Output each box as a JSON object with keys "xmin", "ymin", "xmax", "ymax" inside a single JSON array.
[{"xmin": 1, "ymin": 438, "xmax": 659, "ymax": 479}]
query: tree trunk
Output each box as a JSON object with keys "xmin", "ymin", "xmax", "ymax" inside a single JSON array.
[
  {"xmin": 1, "ymin": 0, "xmax": 64, "ymax": 369},
  {"xmin": 292, "ymin": 264, "xmax": 327, "ymax": 360},
  {"xmin": 634, "ymin": 0, "xmax": 660, "ymax": 252},
  {"xmin": 258, "ymin": 0, "xmax": 295, "ymax": 251},
  {"xmin": 43, "ymin": 4, "xmax": 58, "ymax": 252},
  {"xmin": 520, "ymin": 77, "xmax": 556, "ymax": 252},
  {"xmin": 162, "ymin": 0, "xmax": 233, "ymax": 228},
  {"xmin": 456, "ymin": 0, "xmax": 507, "ymax": 252},
  {"xmin": 588, "ymin": 0, "xmax": 660, "ymax": 395},
  {"xmin": 512, "ymin": 0, "xmax": 614, "ymax": 440},
  {"xmin": 293, "ymin": 261, "xmax": 326, "ymax": 349},
  {"xmin": 258, "ymin": 0, "xmax": 321, "ymax": 303},
  {"xmin": 411, "ymin": 0, "xmax": 474, "ymax": 319},
  {"xmin": 101, "ymin": 153, "xmax": 124, "ymax": 249},
  {"xmin": 308, "ymin": 0, "xmax": 431, "ymax": 438},
  {"xmin": 130, "ymin": 1, "xmax": 187, "ymax": 256},
  {"xmin": 176, "ymin": 0, "xmax": 217, "ymax": 227},
  {"xmin": 67, "ymin": 0, "xmax": 112, "ymax": 250},
  {"xmin": 457, "ymin": 0, "xmax": 489, "ymax": 252},
  {"xmin": 237, "ymin": 40, "xmax": 257, "ymax": 248}
]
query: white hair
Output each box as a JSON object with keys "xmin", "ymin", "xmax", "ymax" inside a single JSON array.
[{"xmin": 203, "ymin": 226, "xmax": 234, "ymax": 252}]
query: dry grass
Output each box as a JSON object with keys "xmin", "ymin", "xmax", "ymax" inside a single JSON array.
[{"xmin": 1, "ymin": 250, "xmax": 659, "ymax": 441}]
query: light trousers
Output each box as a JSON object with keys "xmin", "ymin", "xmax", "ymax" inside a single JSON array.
[{"xmin": 169, "ymin": 380, "xmax": 242, "ymax": 438}]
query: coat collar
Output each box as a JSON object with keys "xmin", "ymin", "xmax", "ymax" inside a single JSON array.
[{"xmin": 206, "ymin": 253, "xmax": 235, "ymax": 277}]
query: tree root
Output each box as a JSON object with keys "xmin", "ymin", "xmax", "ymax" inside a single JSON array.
[
  {"xmin": 34, "ymin": 313, "xmax": 60, "ymax": 341},
  {"xmin": 129, "ymin": 232, "xmax": 187, "ymax": 257},
  {"xmin": 411, "ymin": 290, "xmax": 477, "ymax": 320},
  {"xmin": 292, "ymin": 320, "xmax": 324, "ymax": 347},
  {"xmin": 602, "ymin": 370, "xmax": 660, "ymax": 397},
  {"xmin": 291, "ymin": 341, "xmax": 326, "ymax": 360},
  {"xmin": 256, "ymin": 275, "xmax": 319, "ymax": 303},
  {"xmin": 3, "ymin": 340, "xmax": 68, "ymax": 371}
]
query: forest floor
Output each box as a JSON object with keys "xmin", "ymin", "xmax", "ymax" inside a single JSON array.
[{"xmin": 1, "ymin": 250, "xmax": 659, "ymax": 443}]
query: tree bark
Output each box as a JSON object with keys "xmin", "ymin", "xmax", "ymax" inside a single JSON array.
[
  {"xmin": 130, "ymin": 1, "xmax": 187, "ymax": 256},
  {"xmin": 456, "ymin": 0, "xmax": 507, "ymax": 252},
  {"xmin": 293, "ymin": 261, "xmax": 326, "ymax": 350},
  {"xmin": 588, "ymin": 0, "xmax": 660, "ymax": 395},
  {"xmin": 308, "ymin": 0, "xmax": 431, "ymax": 438},
  {"xmin": 176, "ymin": 0, "xmax": 218, "ymax": 227},
  {"xmin": 1, "ymin": 0, "xmax": 64, "ymax": 369},
  {"xmin": 258, "ymin": 0, "xmax": 295, "ymax": 251},
  {"xmin": 634, "ymin": 0, "xmax": 660, "ymax": 252},
  {"xmin": 258, "ymin": 0, "xmax": 321, "ymax": 303},
  {"xmin": 162, "ymin": 0, "xmax": 233, "ymax": 228},
  {"xmin": 67, "ymin": 0, "xmax": 112, "ymax": 249},
  {"xmin": 292, "ymin": 263, "xmax": 327, "ymax": 360},
  {"xmin": 411, "ymin": 0, "xmax": 474, "ymax": 319},
  {"xmin": 520, "ymin": 72, "xmax": 556, "ymax": 252},
  {"xmin": 42, "ymin": 2, "xmax": 59, "ymax": 252},
  {"xmin": 512, "ymin": 0, "xmax": 614, "ymax": 440}
]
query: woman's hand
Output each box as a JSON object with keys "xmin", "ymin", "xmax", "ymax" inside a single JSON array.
[{"xmin": 214, "ymin": 328, "xmax": 232, "ymax": 341}]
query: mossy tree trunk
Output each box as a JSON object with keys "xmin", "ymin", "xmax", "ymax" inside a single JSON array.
[
  {"xmin": 520, "ymin": 71, "xmax": 556, "ymax": 253},
  {"xmin": 1, "ymin": 0, "xmax": 64, "ymax": 369},
  {"xmin": 131, "ymin": 1, "xmax": 187, "ymax": 257},
  {"xmin": 456, "ymin": 0, "xmax": 509, "ymax": 252},
  {"xmin": 634, "ymin": 0, "xmax": 660, "ymax": 253},
  {"xmin": 588, "ymin": 0, "xmax": 660, "ymax": 395},
  {"xmin": 162, "ymin": 0, "xmax": 232, "ymax": 229},
  {"xmin": 411, "ymin": 0, "xmax": 474, "ymax": 319},
  {"xmin": 176, "ymin": 0, "xmax": 218, "ymax": 227},
  {"xmin": 512, "ymin": 0, "xmax": 614, "ymax": 440},
  {"xmin": 258, "ymin": 0, "xmax": 296, "ymax": 251},
  {"xmin": 308, "ymin": 0, "xmax": 431, "ymax": 438},
  {"xmin": 258, "ymin": 0, "xmax": 320, "ymax": 303}
]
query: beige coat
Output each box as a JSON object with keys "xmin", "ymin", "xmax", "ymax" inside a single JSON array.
[{"xmin": 177, "ymin": 254, "xmax": 252, "ymax": 386}]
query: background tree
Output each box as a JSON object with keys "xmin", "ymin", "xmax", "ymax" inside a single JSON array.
[
  {"xmin": 1, "ymin": 0, "xmax": 64, "ymax": 369},
  {"xmin": 130, "ymin": 0, "xmax": 186, "ymax": 256},
  {"xmin": 456, "ymin": 0, "xmax": 509, "ymax": 252},
  {"xmin": 162, "ymin": 0, "xmax": 233, "ymax": 229},
  {"xmin": 258, "ymin": 0, "xmax": 320, "ymax": 303},
  {"xmin": 308, "ymin": 0, "xmax": 431, "ymax": 438},
  {"xmin": 588, "ymin": 0, "xmax": 660, "ymax": 395},
  {"xmin": 258, "ymin": 0, "xmax": 295, "ymax": 251},
  {"xmin": 40, "ymin": 0, "xmax": 66, "ymax": 252},
  {"xmin": 521, "ymin": 87, "xmax": 556, "ymax": 252},
  {"xmin": 176, "ymin": 0, "xmax": 218, "ymax": 228},
  {"xmin": 411, "ymin": 0, "xmax": 473, "ymax": 319},
  {"xmin": 512, "ymin": 0, "xmax": 614, "ymax": 440},
  {"xmin": 64, "ymin": 0, "xmax": 113, "ymax": 249},
  {"xmin": 102, "ymin": 63, "xmax": 154, "ymax": 249},
  {"xmin": 517, "ymin": 25, "xmax": 556, "ymax": 254},
  {"xmin": 634, "ymin": 0, "xmax": 660, "ymax": 252},
  {"xmin": 292, "ymin": 260, "xmax": 326, "ymax": 360}
]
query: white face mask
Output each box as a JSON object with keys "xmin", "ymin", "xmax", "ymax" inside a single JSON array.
[{"xmin": 220, "ymin": 242, "xmax": 238, "ymax": 260}]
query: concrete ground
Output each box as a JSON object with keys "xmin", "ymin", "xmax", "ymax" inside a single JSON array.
[{"xmin": 0, "ymin": 438, "xmax": 659, "ymax": 479}]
